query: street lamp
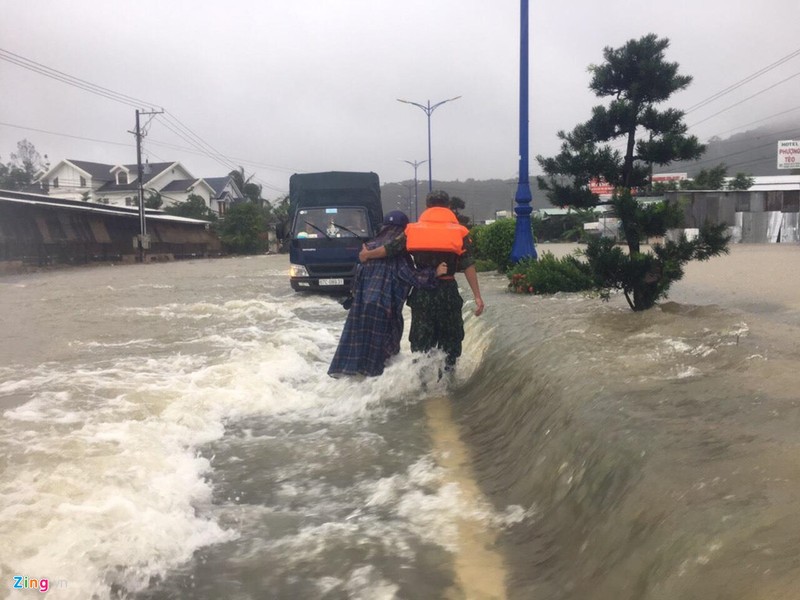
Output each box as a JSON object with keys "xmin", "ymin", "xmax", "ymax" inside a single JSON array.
[
  {"xmin": 402, "ymin": 159, "xmax": 427, "ymax": 221},
  {"xmin": 397, "ymin": 96, "xmax": 461, "ymax": 193},
  {"xmin": 510, "ymin": 0, "xmax": 537, "ymax": 262}
]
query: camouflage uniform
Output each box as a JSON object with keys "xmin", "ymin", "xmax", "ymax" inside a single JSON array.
[{"xmin": 384, "ymin": 233, "xmax": 476, "ymax": 367}]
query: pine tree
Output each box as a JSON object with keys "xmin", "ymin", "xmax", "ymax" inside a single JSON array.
[{"xmin": 537, "ymin": 34, "xmax": 729, "ymax": 311}]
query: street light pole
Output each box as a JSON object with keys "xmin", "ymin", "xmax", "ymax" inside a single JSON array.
[
  {"xmin": 397, "ymin": 96, "xmax": 461, "ymax": 193},
  {"xmin": 402, "ymin": 159, "xmax": 427, "ymax": 220},
  {"xmin": 510, "ymin": 0, "xmax": 537, "ymax": 262}
]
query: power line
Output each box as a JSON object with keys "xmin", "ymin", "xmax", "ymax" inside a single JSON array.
[
  {"xmin": 0, "ymin": 120, "xmax": 292, "ymax": 174},
  {"xmin": 684, "ymin": 125, "xmax": 800, "ymax": 168},
  {"xmin": 0, "ymin": 47, "xmax": 287, "ymax": 193},
  {"xmin": 0, "ymin": 47, "xmax": 161, "ymax": 109},
  {"xmin": 0, "ymin": 121, "xmax": 132, "ymax": 148},
  {"xmin": 688, "ymin": 70, "xmax": 800, "ymax": 129},
  {"xmin": 563, "ymin": 47, "xmax": 800, "ymax": 160},
  {"xmin": 710, "ymin": 105, "xmax": 800, "ymax": 138},
  {"xmin": 684, "ymin": 46, "xmax": 800, "ymax": 113}
]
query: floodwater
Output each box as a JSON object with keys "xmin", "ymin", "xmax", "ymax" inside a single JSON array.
[{"xmin": 1, "ymin": 245, "xmax": 798, "ymax": 599}]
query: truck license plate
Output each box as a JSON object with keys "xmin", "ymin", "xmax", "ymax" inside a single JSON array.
[{"xmin": 319, "ymin": 278, "xmax": 344, "ymax": 286}]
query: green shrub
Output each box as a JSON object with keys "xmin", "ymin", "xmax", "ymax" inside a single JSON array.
[
  {"xmin": 508, "ymin": 251, "xmax": 595, "ymax": 295},
  {"xmin": 473, "ymin": 258, "xmax": 498, "ymax": 272},
  {"xmin": 472, "ymin": 218, "xmax": 520, "ymax": 273},
  {"xmin": 217, "ymin": 202, "xmax": 269, "ymax": 254}
]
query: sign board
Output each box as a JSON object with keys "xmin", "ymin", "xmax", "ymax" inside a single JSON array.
[
  {"xmin": 652, "ymin": 173, "xmax": 687, "ymax": 183},
  {"xmin": 588, "ymin": 178, "xmax": 614, "ymax": 196},
  {"xmin": 777, "ymin": 140, "xmax": 800, "ymax": 169}
]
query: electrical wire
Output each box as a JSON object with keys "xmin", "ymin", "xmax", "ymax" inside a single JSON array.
[
  {"xmin": 688, "ymin": 70, "xmax": 800, "ymax": 129},
  {"xmin": 0, "ymin": 120, "xmax": 297, "ymax": 177},
  {"xmin": 684, "ymin": 46, "xmax": 800, "ymax": 113},
  {"xmin": 0, "ymin": 47, "xmax": 287, "ymax": 193},
  {"xmin": 0, "ymin": 47, "xmax": 160, "ymax": 109}
]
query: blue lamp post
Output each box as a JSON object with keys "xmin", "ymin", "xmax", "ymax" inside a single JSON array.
[
  {"xmin": 510, "ymin": 0, "xmax": 537, "ymax": 262},
  {"xmin": 397, "ymin": 96, "xmax": 461, "ymax": 193}
]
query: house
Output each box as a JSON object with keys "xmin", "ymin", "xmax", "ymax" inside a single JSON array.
[
  {"xmin": 37, "ymin": 159, "xmax": 244, "ymax": 214},
  {"xmin": 201, "ymin": 176, "xmax": 245, "ymax": 216}
]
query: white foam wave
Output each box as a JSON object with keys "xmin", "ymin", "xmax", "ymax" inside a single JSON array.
[{"xmin": 0, "ymin": 279, "xmax": 497, "ymax": 598}]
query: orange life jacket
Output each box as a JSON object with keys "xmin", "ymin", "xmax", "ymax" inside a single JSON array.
[{"xmin": 405, "ymin": 207, "xmax": 468, "ymax": 255}]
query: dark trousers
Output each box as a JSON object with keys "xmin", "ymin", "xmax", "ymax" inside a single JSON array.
[{"xmin": 407, "ymin": 280, "xmax": 465, "ymax": 367}]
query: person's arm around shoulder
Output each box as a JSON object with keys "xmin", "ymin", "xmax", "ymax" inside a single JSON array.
[
  {"xmin": 359, "ymin": 244, "xmax": 387, "ymax": 262},
  {"xmin": 359, "ymin": 232, "xmax": 406, "ymax": 263}
]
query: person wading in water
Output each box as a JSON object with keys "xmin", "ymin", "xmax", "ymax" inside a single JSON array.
[
  {"xmin": 328, "ymin": 210, "xmax": 447, "ymax": 377},
  {"xmin": 359, "ymin": 190, "xmax": 484, "ymax": 370}
]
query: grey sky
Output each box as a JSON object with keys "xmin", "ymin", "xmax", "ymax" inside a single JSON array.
[{"xmin": 2, "ymin": 0, "xmax": 798, "ymax": 200}]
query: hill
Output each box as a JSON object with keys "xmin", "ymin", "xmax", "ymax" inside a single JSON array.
[
  {"xmin": 668, "ymin": 119, "xmax": 800, "ymax": 177},
  {"xmin": 378, "ymin": 120, "xmax": 800, "ymax": 221},
  {"xmin": 380, "ymin": 177, "xmax": 552, "ymax": 223}
]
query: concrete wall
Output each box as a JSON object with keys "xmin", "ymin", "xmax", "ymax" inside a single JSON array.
[{"xmin": 666, "ymin": 190, "xmax": 800, "ymax": 243}]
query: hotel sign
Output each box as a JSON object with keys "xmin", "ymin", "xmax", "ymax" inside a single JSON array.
[{"xmin": 777, "ymin": 140, "xmax": 800, "ymax": 169}]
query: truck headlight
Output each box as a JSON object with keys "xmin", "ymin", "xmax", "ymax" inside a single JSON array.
[{"xmin": 289, "ymin": 264, "xmax": 309, "ymax": 277}]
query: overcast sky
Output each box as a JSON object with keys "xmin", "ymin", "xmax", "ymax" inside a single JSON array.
[{"xmin": 2, "ymin": 0, "xmax": 799, "ymax": 200}]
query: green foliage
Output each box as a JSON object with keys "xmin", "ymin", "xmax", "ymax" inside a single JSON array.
[
  {"xmin": 163, "ymin": 194, "xmax": 217, "ymax": 220},
  {"xmin": 217, "ymin": 201, "xmax": 269, "ymax": 254},
  {"xmin": 471, "ymin": 218, "xmax": 518, "ymax": 272},
  {"xmin": 508, "ymin": 252, "xmax": 594, "ymax": 295},
  {"xmin": 533, "ymin": 208, "xmax": 597, "ymax": 242},
  {"xmin": 473, "ymin": 258, "xmax": 498, "ymax": 272},
  {"xmin": 727, "ymin": 172, "xmax": 754, "ymax": 190},
  {"xmin": 682, "ymin": 163, "xmax": 728, "ymax": 190},
  {"xmin": 229, "ymin": 167, "xmax": 263, "ymax": 204},
  {"xmin": 144, "ymin": 191, "xmax": 163, "ymax": 209},
  {"xmin": 583, "ymin": 223, "xmax": 731, "ymax": 310},
  {"xmin": 652, "ymin": 180, "xmax": 680, "ymax": 193},
  {"xmin": 533, "ymin": 34, "xmax": 729, "ymax": 310},
  {"xmin": 611, "ymin": 190, "xmax": 684, "ymax": 242}
]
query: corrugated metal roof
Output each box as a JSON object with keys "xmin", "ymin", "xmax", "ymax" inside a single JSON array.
[{"xmin": 0, "ymin": 189, "xmax": 211, "ymax": 224}]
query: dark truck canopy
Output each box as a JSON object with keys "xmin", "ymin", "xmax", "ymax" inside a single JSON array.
[{"xmin": 289, "ymin": 171, "xmax": 382, "ymax": 230}]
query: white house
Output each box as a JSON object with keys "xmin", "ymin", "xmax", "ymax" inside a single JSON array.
[
  {"xmin": 199, "ymin": 176, "xmax": 245, "ymax": 216},
  {"xmin": 38, "ymin": 159, "xmax": 244, "ymax": 213}
]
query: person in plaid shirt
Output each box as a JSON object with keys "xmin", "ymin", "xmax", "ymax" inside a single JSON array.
[
  {"xmin": 328, "ymin": 211, "xmax": 446, "ymax": 377},
  {"xmin": 358, "ymin": 191, "xmax": 484, "ymax": 370}
]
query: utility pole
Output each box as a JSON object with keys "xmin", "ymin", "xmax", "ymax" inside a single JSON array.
[
  {"xmin": 402, "ymin": 159, "xmax": 427, "ymax": 220},
  {"xmin": 132, "ymin": 108, "xmax": 163, "ymax": 262}
]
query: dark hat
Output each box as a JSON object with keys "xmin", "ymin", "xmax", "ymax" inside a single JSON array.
[{"xmin": 383, "ymin": 210, "xmax": 409, "ymax": 227}]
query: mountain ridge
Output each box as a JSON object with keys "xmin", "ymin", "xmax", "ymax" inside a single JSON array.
[{"xmin": 379, "ymin": 120, "xmax": 800, "ymax": 221}]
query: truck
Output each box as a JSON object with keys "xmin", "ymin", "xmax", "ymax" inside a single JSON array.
[{"xmin": 288, "ymin": 171, "xmax": 383, "ymax": 293}]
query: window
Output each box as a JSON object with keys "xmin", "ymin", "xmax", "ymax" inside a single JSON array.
[
  {"xmin": 293, "ymin": 207, "xmax": 370, "ymax": 239},
  {"xmin": 117, "ymin": 172, "xmax": 128, "ymax": 185},
  {"xmin": 125, "ymin": 197, "xmax": 135, "ymax": 206},
  {"xmin": 52, "ymin": 177, "xmax": 59, "ymax": 188},
  {"xmin": 80, "ymin": 176, "xmax": 86, "ymax": 187}
]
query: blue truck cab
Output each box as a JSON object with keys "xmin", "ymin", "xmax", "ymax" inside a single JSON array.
[{"xmin": 288, "ymin": 171, "xmax": 383, "ymax": 293}]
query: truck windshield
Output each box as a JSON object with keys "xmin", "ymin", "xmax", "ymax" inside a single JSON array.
[{"xmin": 293, "ymin": 207, "xmax": 370, "ymax": 239}]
